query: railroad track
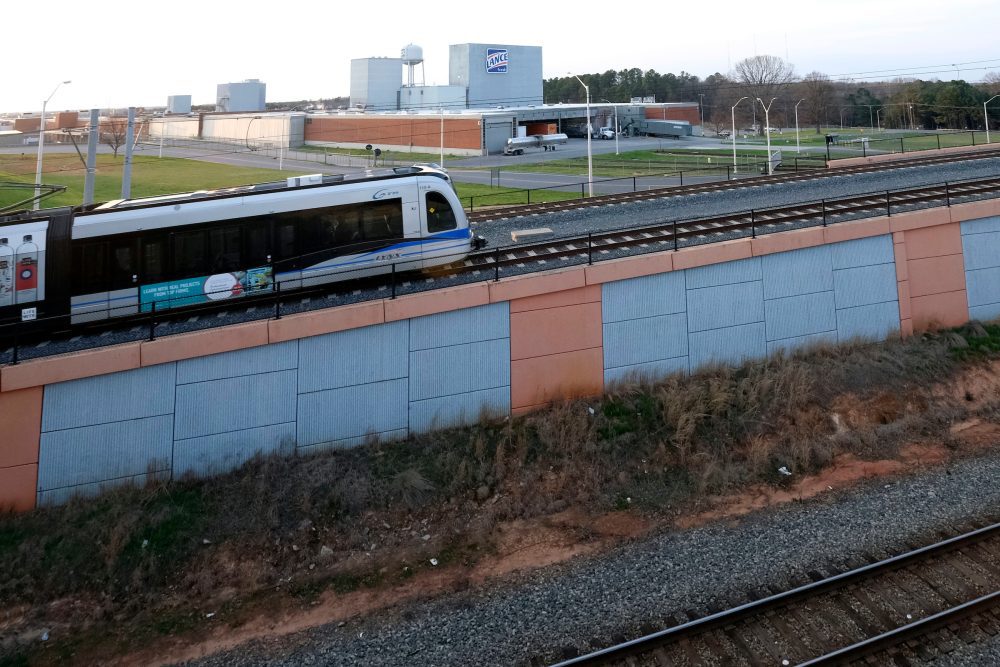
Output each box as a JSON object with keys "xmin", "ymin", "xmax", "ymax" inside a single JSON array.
[
  {"xmin": 458, "ymin": 175, "xmax": 1000, "ymax": 276},
  {"xmin": 5, "ymin": 173, "xmax": 1000, "ymax": 364},
  {"xmin": 467, "ymin": 147, "xmax": 1000, "ymax": 224},
  {"xmin": 544, "ymin": 521, "xmax": 1000, "ymax": 667}
]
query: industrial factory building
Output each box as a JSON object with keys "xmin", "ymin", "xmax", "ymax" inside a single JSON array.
[{"xmin": 145, "ymin": 42, "xmax": 700, "ymax": 156}]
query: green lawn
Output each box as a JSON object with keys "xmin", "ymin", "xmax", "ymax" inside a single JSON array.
[
  {"xmin": 0, "ymin": 154, "xmax": 311, "ymax": 210},
  {"xmin": 496, "ymin": 148, "xmax": 770, "ymax": 178}
]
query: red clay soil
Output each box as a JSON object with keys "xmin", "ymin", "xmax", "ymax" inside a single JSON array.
[{"xmin": 128, "ymin": 431, "xmax": 995, "ymax": 667}]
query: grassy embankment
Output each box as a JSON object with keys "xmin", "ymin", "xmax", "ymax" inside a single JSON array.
[
  {"xmin": 0, "ymin": 153, "xmax": 573, "ymax": 212},
  {"xmin": 3, "ymin": 322, "xmax": 1000, "ymax": 663}
]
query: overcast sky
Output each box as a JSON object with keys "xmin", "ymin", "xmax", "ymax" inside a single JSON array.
[{"xmin": 3, "ymin": 0, "xmax": 997, "ymax": 113}]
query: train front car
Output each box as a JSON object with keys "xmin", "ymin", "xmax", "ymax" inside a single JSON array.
[{"xmin": 16, "ymin": 165, "xmax": 484, "ymax": 326}]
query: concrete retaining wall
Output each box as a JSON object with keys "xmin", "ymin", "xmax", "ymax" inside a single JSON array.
[{"xmin": 4, "ymin": 198, "xmax": 1000, "ymax": 510}]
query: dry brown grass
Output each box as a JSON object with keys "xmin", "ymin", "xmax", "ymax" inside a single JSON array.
[{"xmin": 1, "ymin": 324, "xmax": 994, "ymax": 662}]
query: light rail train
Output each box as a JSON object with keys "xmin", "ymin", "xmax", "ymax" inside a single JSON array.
[{"xmin": 0, "ymin": 165, "xmax": 484, "ymax": 326}]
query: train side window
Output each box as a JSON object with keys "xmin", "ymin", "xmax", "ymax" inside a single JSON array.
[
  {"xmin": 244, "ymin": 221, "xmax": 270, "ymax": 266},
  {"xmin": 142, "ymin": 237, "xmax": 165, "ymax": 284},
  {"xmin": 274, "ymin": 222, "xmax": 296, "ymax": 261},
  {"xmin": 208, "ymin": 226, "xmax": 241, "ymax": 273},
  {"xmin": 72, "ymin": 241, "xmax": 108, "ymax": 294},
  {"xmin": 172, "ymin": 229, "xmax": 207, "ymax": 277},
  {"xmin": 109, "ymin": 239, "xmax": 136, "ymax": 290},
  {"xmin": 425, "ymin": 192, "xmax": 457, "ymax": 233},
  {"xmin": 362, "ymin": 200, "xmax": 403, "ymax": 241},
  {"xmin": 333, "ymin": 210, "xmax": 361, "ymax": 244}
]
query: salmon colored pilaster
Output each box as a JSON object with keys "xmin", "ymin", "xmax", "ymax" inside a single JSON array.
[
  {"xmin": 0, "ymin": 387, "xmax": 42, "ymax": 512},
  {"xmin": 508, "ymin": 286, "xmax": 603, "ymax": 414},
  {"xmin": 896, "ymin": 222, "xmax": 969, "ymax": 332}
]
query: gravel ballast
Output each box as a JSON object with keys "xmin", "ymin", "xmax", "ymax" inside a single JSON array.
[
  {"xmin": 475, "ymin": 156, "xmax": 1000, "ymax": 247},
  {"xmin": 187, "ymin": 449, "xmax": 1000, "ymax": 667}
]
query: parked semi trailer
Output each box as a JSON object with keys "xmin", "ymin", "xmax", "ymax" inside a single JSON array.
[{"xmin": 503, "ymin": 133, "xmax": 568, "ymax": 156}]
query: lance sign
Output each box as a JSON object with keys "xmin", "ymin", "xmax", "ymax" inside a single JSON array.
[{"xmin": 486, "ymin": 48, "xmax": 508, "ymax": 73}]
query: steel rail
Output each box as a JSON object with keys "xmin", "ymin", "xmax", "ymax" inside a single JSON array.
[
  {"xmin": 4, "ymin": 173, "xmax": 1000, "ymax": 361},
  {"xmin": 798, "ymin": 590, "xmax": 1000, "ymax": 666},
  {"xmin": 549, "ymin": 521, "xmax": 1000, "ymax": 666}
]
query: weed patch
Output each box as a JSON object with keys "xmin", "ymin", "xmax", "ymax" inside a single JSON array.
[{"xmin": 3, "ymin": 324, "xmax": 999, "ymax": 662}]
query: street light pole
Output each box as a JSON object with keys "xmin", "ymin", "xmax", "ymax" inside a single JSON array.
[
  {"xmin": 572, "ymin": 74, "xmax": 593, "ymax": 197},
  {"xmin": 758, "ymin": 97, "xmax": 777, "ymax": 175},
  {"xmin": 985, "ymin": 95, "xmax": 1000, "ymax": 144},
  {"xmin": 794, "ymin": 99, "xmax": 805, "ymax": 154},
  {"xmin": 876, "ymin": 108, "xmax": 884, "ymax": 131},
  {"xmin": 732, "ymin": 96, "xmax": 748, "ymax": 174},
  {"xmin": 33, "ymin": 80, "xmax": 71, "ymax": 210}
]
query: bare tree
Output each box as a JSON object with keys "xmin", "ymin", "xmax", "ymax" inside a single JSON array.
[
  {"xmin": 799, "ymin": 72, "xmax": 835, "ymax": 133},
  {"xmin": 101, "ymin": 116, "xmax": 128, "ymax": 158},
  {"xmin": 983, "ymin": 72, "xmax": 1000, "ymax": 94},
  {"xmin": 733, "ymin": 55, "xmax": 795, "ymax": 134}
]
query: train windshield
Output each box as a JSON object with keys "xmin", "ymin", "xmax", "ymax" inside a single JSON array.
[{"xmin": 425, "ymin": 192, "xmax": 457, "ymax": 233}]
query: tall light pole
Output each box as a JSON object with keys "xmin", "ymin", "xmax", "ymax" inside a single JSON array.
[
  {"xmin": 876, "ymin": 108, "xmax": 885, "ymax": 131},
  {"xmin": 731, "ymin": 96, "xmax": 748, "ymax": 174},
  {"xmin": 794, "ymin": 98, "xmax": 805, "ymax": 154},
  {"xmin": 985, "ymin": 95, "xmax": 999, "ymax": 144},
  {"xmin": 758, "ymin": 97, "xmax": 777, "ymax": 175},
  {"xmin": 572, "ymin": 74, "xmax": 593, "ymax": 197},
  {"xmin": 34, "ymin": 80, "xmax": 71, "ymax": 210},
  {"xmin": 698, "ymin": 93, "xmax": 705, "ymax": 131}
]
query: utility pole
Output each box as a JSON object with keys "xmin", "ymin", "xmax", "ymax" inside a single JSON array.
[
  {"xmin": 121, "ymin": 107, "xmax": 135, "ymax": 199},
  {"xmin": 83, "ymin": 109, "xmax": 99, "ymax": 205}
]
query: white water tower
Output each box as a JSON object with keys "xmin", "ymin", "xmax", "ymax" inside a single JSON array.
[{"xmin": 401, "ymin": 44, "xmax": 425, "ymax": 87}]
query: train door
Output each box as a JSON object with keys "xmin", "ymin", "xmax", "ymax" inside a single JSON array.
[
  {"xmin": 419, "ymin": 189, "xmax": 461, "ymax": 268},
  {"xmin": 108, "ymin": 236, "xmax": 139, "ymax": 318}
]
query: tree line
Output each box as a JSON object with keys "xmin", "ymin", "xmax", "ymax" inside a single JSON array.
[{"xmin": 544, "ymin": 56, "xmax": 1000, "ymax": 136}]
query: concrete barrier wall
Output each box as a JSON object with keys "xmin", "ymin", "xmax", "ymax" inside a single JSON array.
[
  {"xmin": 961, "ymin": 216, "xmax": 1000, "ymax": 321},
  {"xmin": 5, "ymin": 199, "xmax": 1000, "ymax": 510},
  {"xmin": 602, "ymin": 236, "xmax": 901, "ymax": 384},
  {"xmin": 26, "ymin": 304, "xmax": 510, "ymax": 505}
]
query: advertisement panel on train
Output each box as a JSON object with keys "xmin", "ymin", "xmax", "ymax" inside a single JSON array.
[{"xmin": 139, "ymin": 266, "xmax": 273, "ymax": 312}]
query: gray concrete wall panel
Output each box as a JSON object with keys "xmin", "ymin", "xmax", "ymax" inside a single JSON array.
[
  {"xmin": 764, "ymin": 292, "xmax": 838, "ymax": 342},
  {"xmin": 174, "ymin": 370, "xmax": 297, "ymax": 440},
  {"xmin": 836, "ymin": 302, "xmax": 901, "ymax": 341},
  {"xmin": 833, "ymin": 264, "xmax": 899, "ymax": 309},
  {"xmin": 961, "ymin": 231, "xmax": 1000, "ymax": 271},
  {"xmin": 409, "ymin": 387, "xmax": 509, "ymax": 433},
  {"xmin": 38, "ymin": 415, "xmax": 174, "ymax": 492},
  {"xmin": 409, "ymin": 304, "xmax": 508, "ymax": 350},
  {"xmin": 297, "ymin": 378, "xmax": 408, "ymax": 449},
  {"xmin": 601, "ymin": 272, "xmax": 686, "ymax": 323},
  {"xmin": 173, "ymin": 423, "xmax": 296, "ymax": 478},
  {"xmin": 766, "ymin": 331, "xmax": 838, "ymax": 355},
  {"xmin": 761, "ymin": 245, "xmax": 833, "ymax": 300},
  {"xmin": 685, "ymin": 256, "xmax": 761, "ymax": 289},
  {"xmin": 38, "ymin": 471, "xmax": 169, "ymax": 506},
  {"xmin": 176, "ymin": 341, "xmax": 297, "ymax": 385},
  {"xmin": 830, "ymin": 235, "xmax": 894, "ymax": 269},
  {"xmin": 688, "ymin": 322, "xmax": 767, "ymax": 370},
  {"xmin": 961, "ymin": 216, "xmax": 1000, "ymax": 236},
  {"xmin": 961, "ymin": 218, "xmax": 1000, "ymax": 321},
  {"xmin": 409, "ymin": 339, "xmax": 509, "ymax": 401},
  {"xmin": 41, "ymin": 363, "xmax": 176, "ymax": 432},
  {"xmin": 686, "ymin": 281, "xmax": 764, "ymax": 332},
  {"xmin": 297, "ymin": 321, "xmax": 408, "ymax": 394},
  {"xmin": 605, "ymin": 357, "xmax": 689, "ymax": 386},
  {"xmin": 603, "ymin": 313, "xmax": 688, "ymax": 369}
]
